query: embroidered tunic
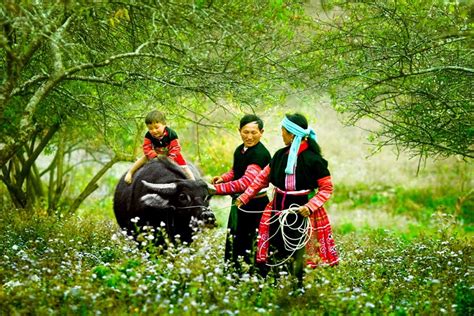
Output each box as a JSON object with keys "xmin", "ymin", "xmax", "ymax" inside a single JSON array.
[
  {"xmin": 238, "ymin": 141, "xmax": 339, "ymax": 268},
  {"xmin": 214, "ymin": 142, "xmax": 271, "ymax": 268}
]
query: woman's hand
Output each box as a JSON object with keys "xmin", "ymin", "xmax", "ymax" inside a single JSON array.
[
  {"xmin": 298, "ymin": 205, "xmax": 312, "ymax": 217},
  {"xmin": 211, "ymin": 176, "xmax": 223, "ymax": 184}
]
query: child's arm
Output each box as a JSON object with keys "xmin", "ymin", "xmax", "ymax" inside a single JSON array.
[
  {"xmin": 143, "ymin": 137, "xmax": 157, "ymax": 159},
  {"xmin": 166, "ymin": 138, "xmax": 195, "ymax": 180},
  {"xmin": 167, "ymin": 139, "xmax": 186, "ymax": 165},
  {"xmin": 125, "ymin": 156, "xmax": 147, "ymax": 184}
]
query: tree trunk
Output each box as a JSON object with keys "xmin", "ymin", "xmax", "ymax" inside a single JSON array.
[{"xmin": 68, "ymin": 155, "xmax": 121, "ymax": 214}]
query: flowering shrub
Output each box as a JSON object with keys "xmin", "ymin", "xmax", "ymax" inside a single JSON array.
[{"xmin": 0, "ymin": 204, "xmax": 472, "ymax": 315}]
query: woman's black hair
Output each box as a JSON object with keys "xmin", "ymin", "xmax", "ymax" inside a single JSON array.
[
  {"xmin": 240, "ymin": 114, "xmax": 264, "ymax": 130},
  {"xmin": 285, "ymin": 113, "xmax": 322, "ymax": 156}
]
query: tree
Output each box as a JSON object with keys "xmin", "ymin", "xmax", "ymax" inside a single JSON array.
[
  {"xmin": 308, "ymin": 0, "xmax": 473, "ymax": 158},
  {"xmin": 0, "ymin": 0, "xmax": 306, "ymax": 211}
]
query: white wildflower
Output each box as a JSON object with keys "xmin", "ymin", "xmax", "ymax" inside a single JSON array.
[
  {"xmin": 4, "ymin": 280, "xmax": 22, "ymax": 288},
  {"xmin": 30, "ymin": 275, "xmax": 40, "ymax": 282}
]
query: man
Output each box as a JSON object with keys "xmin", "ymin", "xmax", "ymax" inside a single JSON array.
[{"xmin": 209, "ymin": 114, "xmax": 271, "ymax": 272}]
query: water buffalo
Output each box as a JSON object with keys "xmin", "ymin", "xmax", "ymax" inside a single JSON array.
[{"xmin": 113, "ymin": 157, "xmax": 215, "ymax": 244}]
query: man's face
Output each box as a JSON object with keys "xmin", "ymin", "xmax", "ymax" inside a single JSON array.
[
  {"xmin": 239, "ymin": 122, "xmax": 263, "ymax": 148},
  {"xmin": 147, "ymin": 122, "xmax": 166, "ymax": 139}
]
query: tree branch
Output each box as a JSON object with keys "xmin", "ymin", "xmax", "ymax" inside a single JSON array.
[
  {"xmin": 17, "ymin": 123, "xmax": 60, "ymax": 186},
  {"xmin": 68, "ymin": 155, "xmax": 121, "ymax": 214}
]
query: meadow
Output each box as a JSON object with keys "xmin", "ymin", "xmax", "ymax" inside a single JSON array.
[{"xmin": 1, "ymin": 98, "xmax": 472, "ymax": 315}]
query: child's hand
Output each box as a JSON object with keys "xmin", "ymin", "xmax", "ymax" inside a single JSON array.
[
  {"xmin": 182, "ymin": 166, "xmax": 196, "ymax": 180},
  {"xmin": 124, "ymin": 172, "xmax": 133, "ymax": 184}
]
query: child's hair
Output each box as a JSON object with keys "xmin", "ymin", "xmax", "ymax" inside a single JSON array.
[
  {"xmin": 240, "ymin": 114, "xmax": 264, "ymax": 130},
  {"xmin": 145, "ymin": 110, "xmax": 166, "ymax": 125}
]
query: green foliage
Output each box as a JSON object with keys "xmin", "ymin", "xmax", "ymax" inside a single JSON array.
[
  {"xmin": 310, "ymin": 0, "xmax": 474, "ymax": 158},
  {"xmin": 1, "ymin": 0, "xmax": 308, "ymax": 211},
  {"xmin": 333, "ymin": 182, "xmax": 473, "ymax": 233}
]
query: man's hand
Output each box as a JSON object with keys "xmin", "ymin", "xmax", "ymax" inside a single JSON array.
[{"xmin": 211, "ymin": 176, "xmax": 224, "ymax": 184}]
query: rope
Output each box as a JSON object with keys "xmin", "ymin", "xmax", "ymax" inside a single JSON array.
[
  {"xmin": 236, "ymin": 205, "xmax": 266, "ymax": 213},
  {"xmin": 212, "ymin": 202, "xmax": 313, "ymax": 267},
  {"xmin": 238, "ymin": 203, "xmax": 312, "ymax": 267},
  {"xmin": 174, "ymin": 205, "xmax": 209, "ymax": 210}
]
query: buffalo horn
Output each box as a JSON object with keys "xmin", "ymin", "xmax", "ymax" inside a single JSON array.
[{"xmin": 142, "ymin": 180, "xmax": 177, "ymax": 193}]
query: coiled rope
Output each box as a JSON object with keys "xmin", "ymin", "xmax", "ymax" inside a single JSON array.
[{"xmin": 238, "ymin": 203, "xmax": 312, "ymax": 267}]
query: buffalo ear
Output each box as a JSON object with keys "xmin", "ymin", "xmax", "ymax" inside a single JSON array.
[
  {"xmin": 142, "ymin": 180, "xmax": 177, "ymax": 195},
  {"xmin": 140, "ymin": 193, "xmax": 171, "ymax": 208}
]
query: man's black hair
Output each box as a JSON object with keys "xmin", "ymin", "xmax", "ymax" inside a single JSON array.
[{"xmin": 240, "ymin": 114, "xmax": 264, "ymax": 130}]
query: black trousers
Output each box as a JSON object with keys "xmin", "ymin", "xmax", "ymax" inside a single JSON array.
[{"xmin": 224, "ymin": 195, "xmax": 269, "ymax": 271}]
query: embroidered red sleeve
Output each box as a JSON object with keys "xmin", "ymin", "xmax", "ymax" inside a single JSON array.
[
  {"xmin": 214, "ymin": 164, "xmax": 263, "ymax": 195},
  {"xmin": 238, "ymin": 165, "xmax": 270, "ymax": 204},
  {"xmin": 306, "ymin": 176, "xmax": 333, "ymax": 212},
  {"xmin": 143, "ymin": 138, "xmax": 157, "ymax": 159},
  {"xmin": 167, "ymin": 139, "xmax": 186, "ymax": 166},
  {"xmin": 220, "ymin": 169, "xmax": 235, "ymax": 182}
]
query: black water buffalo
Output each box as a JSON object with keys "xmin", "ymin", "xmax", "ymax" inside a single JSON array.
[{"xmin": 113, "ymin": 157, "xmax": 215, "ymax": 244}]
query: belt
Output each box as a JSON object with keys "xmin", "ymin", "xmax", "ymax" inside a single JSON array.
[
  {"xmin": 275, "ymin": 187, "xmax": 311, "ymax": 196},
  {"xmin": 232, "ymin": 188, "xmax": 268, "ymax": 200}
]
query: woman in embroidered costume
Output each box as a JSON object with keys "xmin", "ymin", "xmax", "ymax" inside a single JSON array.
[
  {"xmin": 236, "ymin": 113, "xmax": 338, "ymax": 282},
  {"xmin": 209, "ymin": 114, "xmax": 271, "ymax": 272}
]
